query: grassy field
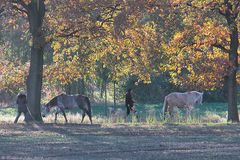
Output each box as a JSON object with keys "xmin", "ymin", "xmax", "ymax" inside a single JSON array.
[
  {"xmin": 1, "ymin": 103, "xmax": 240, "ymax": 159},
  {"xmin": 1, "ymin": 123, "xmax": 240, "ymax": 159},
  {"xmin": 0, "ymin": 103, "xmax": 234, "ymax": 124},
  {"xmin": 91, "ymin": 102, "xmax": 229, "ymax": 117}
]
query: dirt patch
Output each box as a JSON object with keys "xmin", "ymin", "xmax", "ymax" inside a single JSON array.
[{"xmin": 0, "ymin": 123, "xmax": 240, "ymax": 160}]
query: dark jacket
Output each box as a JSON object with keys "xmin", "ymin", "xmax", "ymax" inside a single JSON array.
[
  {"xmin": 16, "ymin": 94, "xmax": 28, "ymax": 113},
  {"xmin": 125, "ymin": 91, "xmax": 134, "ymax": 106}
]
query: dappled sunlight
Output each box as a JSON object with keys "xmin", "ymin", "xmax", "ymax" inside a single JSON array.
[{"xmin": 0, "ymin": 0, "xmax": 239, "ymax": 159}]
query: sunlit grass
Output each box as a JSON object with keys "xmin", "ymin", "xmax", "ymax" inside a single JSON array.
[
  {"xmin": 0, "ymin": 111, "xmax": 228, "ymax": 125},
  {"xmin": 0, "ymin": 103, "xmax": 237, "ymax": 125}
]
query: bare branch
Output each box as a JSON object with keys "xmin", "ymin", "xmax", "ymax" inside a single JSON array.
[
  {"xmin": 186, "ymin": 1, "xmax": 203, "ymax": 10},
  {"xmin": 233, "ymin": 1, "xmax": 239, "ymax": 19},
  {"xmin": 58, "ymin": 30, "xmax": 80, "ymax": 38},
  {"xmin": 212, "ymin": 44, "xmax": 230, "ymax": 53},
  {"xmin": 235, "ymin": 1, "xmax": 239, "ymax": 10},
  {"xmin": 11, "ymin": 0, "xmax": 29, "ymax": 13},
  {"xmin": 0, "ymin": 8, "xmax": 4, "ymax": 16},
  {"xmin": 12, "ymin": 4, "xmax": 28, "ymax": 15}
]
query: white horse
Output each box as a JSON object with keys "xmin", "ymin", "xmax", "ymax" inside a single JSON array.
[{"xmin": 162, "ymin": 91, "xmax": 203, "ymax": 120}]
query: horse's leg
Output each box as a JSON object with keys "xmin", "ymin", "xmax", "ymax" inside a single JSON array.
[
  {"xmin": 54, "ymin": 108, "xmax": 61, "ymax": 123},
  {"xmin": 86, "ymin": 111, "xmax": 92, "ymax": 124},
  {"xmin": 82, "ymin": 108, "xmax": 92, "ymax": 124},
  {"xmin": 54, "ymin": 112, "xmax": 58, "ymax": 123},
  {"xmin": 185, "ymin": 105, "xmax": 193, "ymax": 121},
  {"xmin": 78, "ymin": 105, "xmax": 86, "ymax": 123},
  {"xmin": 60, "ymin": 109, "xmax": 68, "ymax": 123},
  {"xmin": 81, "ymin": 112, "xmax": 86, "ymax": 123},
  {"xmin": 80, "ymin": 105, "xmax": 92, "ymax": 124},
  {"xmin": 14, "ymin": 112, "xmax": 21, "ymax": 123},
  {"xmin": 169, "ymin": 106, "xmax": 174, "ymax": 121},
  {"xmin": 185, "ymin": 109, "xmax": 190, "ymax": 121}
]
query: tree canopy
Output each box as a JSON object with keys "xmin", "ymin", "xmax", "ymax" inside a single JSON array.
[{"xmin": 0, "ymin": 0, "xmax": 239, "ymax": 121}]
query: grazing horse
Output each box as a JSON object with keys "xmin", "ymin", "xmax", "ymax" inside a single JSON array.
[
  {"xmin": 42, "ymin": 93, "xmax": 92, "ymax": 124},
  {"xmin": 162, "ymin": 91, "xmax": 203, "ymax": 120}
]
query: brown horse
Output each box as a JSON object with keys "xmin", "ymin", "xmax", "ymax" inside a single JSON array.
[
  {"xmin": 162, "ymin": 91, "xmax": 203, "ymax": 120},
  {"xmin": 42, "ymin": 93, "xmax": 92, "ymax": 124}
]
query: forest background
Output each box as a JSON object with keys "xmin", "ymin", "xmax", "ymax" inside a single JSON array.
[{"xmin": 0, "ymin": 0, "xmax": 239, "ymax": 122}]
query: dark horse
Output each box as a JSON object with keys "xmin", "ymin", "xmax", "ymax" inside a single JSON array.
[{"xmin": 42, "ymin": 93, "xmax": 92, "ymax": 124}]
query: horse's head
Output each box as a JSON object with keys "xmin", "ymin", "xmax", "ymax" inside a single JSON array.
[{"xmin": 41, "ymin": 104, "xmax": 50, "ymax": 117}]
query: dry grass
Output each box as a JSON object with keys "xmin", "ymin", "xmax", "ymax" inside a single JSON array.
[
  {"xmin": 200, "ymin": 112, "xmax": 226, "ymax": 123},
  {"xmin": 0, "ymin": 109, "xmax": 228, "ymax": 125},
  {"xmin": 0, "ymin": 113, "xmax": 106, "ymax": 124}
]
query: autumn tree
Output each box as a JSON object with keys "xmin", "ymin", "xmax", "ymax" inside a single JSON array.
[
  {"xmin": 1, "ymin": 0, "xmax": 238, "ymax": 123},
  {"xmin": 1, "ymin": 0, "xmax": 46, "ymax": 121},
  {"xmin": 170, "ymin": 0, "xmax": 240, "ymax": 122}
]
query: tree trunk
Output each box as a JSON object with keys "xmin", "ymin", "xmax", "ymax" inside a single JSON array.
[
  {"xmin": 26, "ymin": 0, "xmax": 45, "ymax": 122},
  {"xmin": 104, "ymin": 81, "xmax": 108, "ymax": 115},
  {"xmin": 113, "ymin": 81, "xmax": 116, "ymax": 107},
  {"xmin": 26, "ymin": 42, "xmax": 44, "ymax": 121},
  {"xmin": 65, "ymin": 83, "xmax": 71, "ymax": 94},
  {"xmin": 79, "ymin": 78, "xmax": 86, "ymax": 95},
  {"xmin": 226, "ymin": 19, "xmax": 239, "ymax": 122},
  {"xmin": 100, "ymin": 80, "xmax": 104, "ymax": 98},
  {"xmin": 227, "ymin": 70, "xmax": 239, "ymax": 122}
]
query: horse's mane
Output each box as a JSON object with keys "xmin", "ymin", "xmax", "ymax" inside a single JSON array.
[
  {"xmin": 46, "ymin": 96, "xmax": 58, "ymax": 107},
  {"xmin": 189, "ymin": 91, "xmax": 201, "ymax": 94},
  {"xmin": 46, "ymin": 93, "xmax": 67, "ymax": 107}
]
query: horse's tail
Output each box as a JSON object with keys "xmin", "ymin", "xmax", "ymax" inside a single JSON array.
[
  {"xmin": 162, "ymin": 96, "xmax": 168, "ymax": 120},
  {"xmin": 85, "ymin": 97, "xmax": 92, "ymax": 124},
  {"xmin": 86, "ymin": 97, "xmax": 91, "ymax": 112}
]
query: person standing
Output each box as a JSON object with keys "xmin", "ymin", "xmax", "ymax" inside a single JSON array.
[
  {"xmin": 125, "ymin": 89, "xmax": 136, "ymax": 116},
  {"xmin": 14, "ymin": 93, "xmax": 29, "ymax": 123}
]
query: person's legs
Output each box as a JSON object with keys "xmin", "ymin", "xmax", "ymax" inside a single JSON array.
[
  {"xmin": 23, "ymin": 112, "xmax": 30, "ymax": 123},
  {"xmin": 126, "ymin": 105, "xmax": 130, "ymax": 116},
  {"xmin": 129, "ymin": 103, "xmax": 136, "ymax": 113},
  {"xmin": 14, "ymin": 112, "xmax": 21, "ymax": 123}
]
